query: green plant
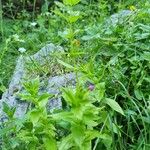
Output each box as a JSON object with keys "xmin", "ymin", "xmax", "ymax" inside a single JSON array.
[
  {"xmin": 0, "ymin": 77, "xmax": 56, "ymax": 150},
  {"xmin": 1, "ymin": 0, "xmax": 150, "ymax": 149}
]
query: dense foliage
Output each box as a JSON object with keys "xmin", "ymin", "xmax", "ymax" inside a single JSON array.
[{"xmin": 0, "ymin": 0, "xmax": 150, "ymax": 149}]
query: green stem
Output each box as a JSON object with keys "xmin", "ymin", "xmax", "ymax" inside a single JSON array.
[{"xmin": 33, "ymin": 0, "xmax": 37, "ymax": 20}]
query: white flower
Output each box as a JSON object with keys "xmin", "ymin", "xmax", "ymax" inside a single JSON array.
[
  {"xmin": 19, "ymin": 39, "xmax": 25, "ymax": 43},
  {"xmin": 30, "ymin": 22, "xmax": 37, "ymax": 27},
  {"xmin": 18, "ymin": 47, "xmax": 26, "ymax": 53},
  {"xmin": 12, "ymin": 34, "xmax": 19, "ymax": 41},
  {"xmin": 12, "ymin": 34, "xmax": 25, "ymax": 43}
]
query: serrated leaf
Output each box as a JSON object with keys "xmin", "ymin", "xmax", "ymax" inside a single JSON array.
[
  {"xmin": 105, "ymin": 98, "xmax": 125, "ymax": 116},
  {"xmin": 2, "ymin": 102, "xmax": 16, "ymax": 118},
  {"xmin": 18, "ymin": 93, "xmax": 36, "ymax": 103},
  {"xmin": 23, "ymin": 77, "xmax": 40, "ymax": 96}
]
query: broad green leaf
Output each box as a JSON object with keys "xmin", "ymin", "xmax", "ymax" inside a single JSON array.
[
  {"xmin": 81, "ymin": 141, "xmax": 91, "ymax": 150},
  {"xmin": 58, "ymin": 135, "xmax": 73, "ymax": 150},
  {"xmin": 68, "ymin": 15, "xmax": 80, "ymax": 23},
  {"xmin": 85, "ymin": 130, "xmax": 101, "ymax": 141},
  {"xmin": 63, "ymin": 0, "xmax": 80, "ymax": 6},
  {"xmin": 52, "ymin": 112, "xmax": 74, "ymax": 123},
  {"xmin": 43, "ymin": 136, "xmax": 57, "ymax": 150},
  {"xmin": 71, "ymin": 123, "xmax": 85, "ymax": 147},
  {"xmin": 105, "ymin": 98, "xmax": 125, "ymax": 116},
  {"xmin": 38, "ymin": 93, "xmax": 53, "ymax": 107},
  {"xmin": 67, "ymin": 11, "xmax": 81, "ymax": 23},
  {"xmin": 57, "ymin": 120, "xmax": 70, "ymax": 130},
  {"xmin": 29, "ymin": 109, "xmax": 42, "ymax": 125}
]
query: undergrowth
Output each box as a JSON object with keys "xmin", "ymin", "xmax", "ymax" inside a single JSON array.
[{"xmin": 0, "ymin": 0, "xmax": 150, "ymax": 149}]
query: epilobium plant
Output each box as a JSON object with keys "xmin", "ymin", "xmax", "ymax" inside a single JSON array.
[{"xmin": 1, "ymin": 0, "xmax": 150, "ymax": 149}]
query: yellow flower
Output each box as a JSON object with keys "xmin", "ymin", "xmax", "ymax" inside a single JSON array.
[
  {"xmin": 72, "ymin": 39, "xmax": 80, "ymax": 47},
  {"xmin": 129, "ymin": 5, "xmax": 136, "ymax": 11}
]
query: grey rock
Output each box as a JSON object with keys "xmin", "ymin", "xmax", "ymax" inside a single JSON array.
[
  {"xmin": 26, "ymin": 43, "xmax": 64, "ymax": 64},
  {"xmin": 106, "ymin": 10, "xmax": 132, "ymax": 27},
  {"xmin": 82, "ymin": 10, "xmax": 132, "ymax": 41},
  {"xmin": 0, "ymin": 43, "xmax": 75, "ymax": 120},
  {"xmin": 47, "ymin": 73, "xmax": 76, "ymax": 112}
]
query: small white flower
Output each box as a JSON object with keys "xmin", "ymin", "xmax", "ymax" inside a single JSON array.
[
  {"xmin": 30, "ymin": 22, "xmax": 37, "ymax": 27},
  {"xmin": 13, "ymin": 34, "xmax": 19, "ymax": 39},
  {"xmin": 18, "ymin": 47, "xmax": 26, "ymax": 53},
  {"xmin": 41, "ymin": 12, "xmax": 51, "ymax": 16},
  {"xmin": 19, "ymin": 39, "xmax": 25, "ymax": 43},
  {"xmin": 12, "ymin": 34, "xmax": 25, "ymax": 43}
]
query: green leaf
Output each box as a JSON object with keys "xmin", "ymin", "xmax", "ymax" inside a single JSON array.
[
  {"xmin": 62, "ymin": 88, "xmax": 76, "ymax": 106},
  {"xmin": 54, "ymin": 9, "xmax": 67, "ymax": 21},
  {"xmin": 52, "ymin": 112, "xmax": 74, "ymax": 123},
  {"xmin": 29, "ymin": 109, "xmax": 42, "ymax": 125},
  {"xmin": 96, "ymin": 82, "xmax": 105, "ymax": 101},
  {"xmin": 18, "ymin": 93, "xmax": 36, "ymax": 103},
  {"xmin": 0, "ymin": 126, "xmax": 13, "ymax": 137},
  {"xmin": 71, "ymin": 123, "xmax": 85, "ymax": 147},
  {"xmin": 63, "ymin": 0, "xmax": 80, "ymax": 6},
  {"xmin": 142, "ymin": 52, "xmax": 150, "ymax": 61},
  {"xmin": 28, "ymin": 142, "xmax": 36, "ymax": 150},
  {"xmin": 105, "ymin": 98, "xmax": 125, "ymax": 116},
  {"xmin": 67, "ymin": 11, "xmax": 81, "ymax": 23},
  {"xmin": 57, "ymin": 59, "xmax": 75, "ymax": 70},
  {"xmin": 38, "ymin": 93, "xmax": 53, "ymax": 107},
  {"xmin": 58, "ymin": 135, "xmax": 73, "ymax": 150},
  {"xmin": 2, "ymin": 102, "xmax": 16, "ymax": 118},
  {"xmin": 0, "ymin": 85, "xmax": 6, "ymax": 92},
  {"xmin": 99, "ymin": 134, "xmax": 112, "ymax": 149},
  {"xmin": 43, "ymin": 136, "xmax": 57, "ymax": 150},
  {"xmin": 23, "ymin": 77, "xmax": 40, "ymax": 96},
  {"xmin": 134, "ymin": 89, "xmax": 143, "ymax": 100},
  {"xmin": 68, "ymin": 15, "xmax": 80, "ymax": 23},
  {"xmin": 86, "ymin": 130, "xmax": 101, "ymax": 141}
]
